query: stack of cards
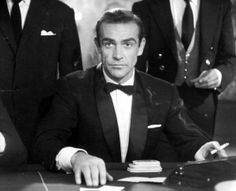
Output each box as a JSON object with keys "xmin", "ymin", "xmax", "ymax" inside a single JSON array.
[{"xmin": 127, "ymin": 160, "xmax": 162, "ymax": 173}]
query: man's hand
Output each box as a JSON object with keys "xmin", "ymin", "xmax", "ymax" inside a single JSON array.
[
  {"xmin": 71, "ymin": 152, "xmax": 113, "ymax": 186},
  {"xmin": 194, "ymin": 141, "xmax": 227, "ymax": 161},
  {"xmin": 190, "ymin": 69, "xmax": 222, "ymax": 89}
]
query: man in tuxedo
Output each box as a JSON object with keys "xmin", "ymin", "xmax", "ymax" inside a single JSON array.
[
  {"xmin": 33, "ymin": 9, "xmax": 227, "ymax": 187},
  {"xmin": 0, "ymin": 98, "xmax": 27, "ymax": 166},
  {"xmin": 132, "ymin": 0, "xmax": 236, "ymax": 137},
  {"xmin": 0, "ymin": 0, "xmax": 82, "ymax": 151}
]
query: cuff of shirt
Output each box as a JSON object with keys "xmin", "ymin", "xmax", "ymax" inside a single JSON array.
[
  {"xmin": 213, "ymin": 68, "xmax": 222, "ymax": 88},
  {"xmin": 0, "ymin": 132, "xmax": 6, "ymax": 153},
  {"xmin": 55, "ymin": 147, "xmax": 87, "ymax": 173}
]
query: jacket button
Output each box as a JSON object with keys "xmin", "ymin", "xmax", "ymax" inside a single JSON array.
[
  {"xmin": 186, "ymin": 53, "xmax": 190, "ymax": 58},
  {"xmin": 205, "ymin": 59, "xmax": 210, "ymax": 65},
  {"xmin": 159, "ymin": 65, "xmax": 165, "ymax": 71}
]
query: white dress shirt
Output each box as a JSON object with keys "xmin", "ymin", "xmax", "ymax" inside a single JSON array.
[
  {"xmin": 56, "ymin": 67, "xmax": 135, "ymax": 171},
  {"xmin": 103, "ymin": 69, "xmax": 134, "ymax": 162},
  {"xmin": 0, "ymin": 133, "xmax": 6, "ymax": 153},
  {"xmin": 6, "ymin": 0, "xmax": 31, "ymax": 28}
]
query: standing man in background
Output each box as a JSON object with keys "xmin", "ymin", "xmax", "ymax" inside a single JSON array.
[
  {"xmin": 0, "ymin": 0, "xmax": 82, "ymax": 152},
  {"xmin": 132, "ymin": 0, "xmax": 236, "ymax": 137}
]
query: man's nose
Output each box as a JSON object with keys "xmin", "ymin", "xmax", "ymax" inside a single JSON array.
[{"xmin": 113, "ymin": 46, "xmax": 123, "ymax": 60}]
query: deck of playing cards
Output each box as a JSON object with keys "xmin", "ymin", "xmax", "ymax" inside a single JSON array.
[{"xmin": 127, "ymin": 160, "xmax": 162, "ymax": 173}]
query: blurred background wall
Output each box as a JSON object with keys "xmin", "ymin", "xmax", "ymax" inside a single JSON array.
[{"xmin": 61, "ymin": 0, "xmax": 236, "ymax": 101}]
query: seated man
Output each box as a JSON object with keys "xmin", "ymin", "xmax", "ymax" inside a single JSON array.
[
  {"xmin": 33, "ymin": 9, "xmax": 227, "ymax": 187},
  {"xmin": 0, "ymin": 98, "xmax": 27, "ymax": 166}
]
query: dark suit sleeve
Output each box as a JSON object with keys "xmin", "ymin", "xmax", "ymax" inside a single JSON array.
[
  {"xmin": 32, "ymin": 78, "xmax": 78, "ymax": 169},
  {"xmin": 214, "ymin": 0, "xmax": 236, "ymax": 91},
  {"xmin": 132, "ymin": 2, "xmax": 150, "ymax": 72},
  {"xmin": 58, "ymin": 7, "xmax": 83, "ymax": 75},
  {"xmin": 0, "ymin": 99, "xmax": 27, "ymax": 166},
  {"xmin": 164, "ymin": 85, "xmax": 210, "ymax": 161}
]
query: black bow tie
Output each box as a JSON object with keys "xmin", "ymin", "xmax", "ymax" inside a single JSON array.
[{"xmin": 105, "ymin": 82, "xmax": 135, "ymax": 95}]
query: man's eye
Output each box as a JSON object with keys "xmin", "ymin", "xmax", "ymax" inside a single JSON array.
[
  {"xmin": 124, "ymin": 42, "xmax": 133, "ymax": 48},
  {"xmin": 103, "ymin": 42, "xmax": 113, "ymax": 47}
]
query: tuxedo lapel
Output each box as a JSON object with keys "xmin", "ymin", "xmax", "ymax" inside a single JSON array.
[
  {"xmin": 199, "ymin": 0, "xmax": 220, "ymax": 62},
  {"xmin": 0, "ymin": 0, "xmax": 17, "ymax": 53},
  {"xmin": 147, "ymin": 0, "xmax": 178, "ymax": 62},
  {"xmin": 126, "ymin": 72, "xmax": 148, "ymax": 162},
  {"xmin": 18, "ymin": 0, "xmax": 48, "ymax": 51},
  {"xmin": 95, "ymin": 67, "xmax": 121, "ymax": 162}
]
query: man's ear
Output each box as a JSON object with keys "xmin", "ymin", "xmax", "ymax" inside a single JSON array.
[{"xmin": 138, "ymin": 37, "xmax": 146, "ymax": 56}]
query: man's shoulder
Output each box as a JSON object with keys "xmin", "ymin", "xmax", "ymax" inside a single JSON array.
[
  {"xmin": 137, "ymin": 70, "xmax": 175, "ymax": 90},
  {"xmin": 133, "ymin": 0, "xmax": 153, "ymax": 10},
  {"xmin": 133, "ymin": 0, "xmax": 150, "ymax": 6},
  {"xmin": 56, "ymin": 67, "xmax": 96, "ymax": 93},
  {"xmin": 63, "ymin": 66, "xmax": 97, "ymax": 85},
  {"xmin": 45, "ymin": 0, "xmax": 74, "ymax": 13}
]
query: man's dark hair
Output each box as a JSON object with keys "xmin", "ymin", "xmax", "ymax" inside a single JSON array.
[{"xmin": 95, "ymin": 8, "xmax": 145, "ymax": 45}]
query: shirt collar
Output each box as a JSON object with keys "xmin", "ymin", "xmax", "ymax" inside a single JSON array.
[
  {"xmin": 7, "ymin": 0, "xmax": 31, "ymax": 5},
  {"xmin": 170, "ymin": 0, "xmax": 199, "ymax": 6},
  {"xmin": 102, "ymin": 65, "xmax": 135, "ymax": 86},
  {"xmin": 191, "ymin": 0, "xmax": 199, "ymax": 7}
]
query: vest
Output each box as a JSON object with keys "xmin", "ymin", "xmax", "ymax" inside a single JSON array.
[{"xmin": 174, "ymin": 21, "xmax": 200, "ymax": 86}]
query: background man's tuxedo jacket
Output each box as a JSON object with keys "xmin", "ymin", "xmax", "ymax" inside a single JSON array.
[
  {"xmin": 0, "ymin": 0, "xmax": 82, "ymax": 149},
  {"xmin": 0, "ymin": 98, "xmax": 27, "ymax": 166},
  {"xmin": 132, "ymin": 0, "xmax": 236, "ymax": 136},
  {"xmin": 33, "ymin": 66, "xmax": 209, "ymax": 169}
]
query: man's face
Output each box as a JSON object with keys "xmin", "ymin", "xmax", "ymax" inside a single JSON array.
[{"xmin": 96, "ymin": 22, "xmax": 145, "ymax": 83}]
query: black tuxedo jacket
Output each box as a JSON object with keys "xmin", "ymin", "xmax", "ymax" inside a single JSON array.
[
  {"xmin": 0, "ymin": 0, "xmax": 82, "ymax": 149},
  {"xmin": 0, "ymin": 98, "xmax": 27, "ymax": 166},
  {"xmin": 133, "ymin": 0, "xmax": 236, "ymax": 89},
  {"xmin": 33, "ymin": 65, "xmax": 209, "ymax": 169}
]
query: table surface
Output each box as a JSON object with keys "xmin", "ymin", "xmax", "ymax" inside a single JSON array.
[{"xmin": 1, "ymin": 159, "xmax": 236, "ymax": 191}]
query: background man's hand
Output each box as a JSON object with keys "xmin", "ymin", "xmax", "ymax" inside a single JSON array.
[
  {"xmin": 191, "ymin": 69, "xmax": 222, "ymax": 89},
  {"xmin": 71, "ymin": 152, "xmax": 113, "ymax": 186},
  {"xmin": 194, "ymin": 141, "xmax": 227, "ymax": 161}
]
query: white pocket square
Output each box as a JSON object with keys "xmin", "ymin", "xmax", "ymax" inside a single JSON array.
[
  {"xmin": 40, "ymin": 30, "xmax": 56, "ymax": 36},
  {"xmin": 147, "ymin": 124, "xmax": 162, "ymax": 129}
]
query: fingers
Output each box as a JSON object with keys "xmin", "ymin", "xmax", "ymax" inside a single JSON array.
[
  {"xmin": 195, "ymin": 141, "xmax": 229, "ymax": 161},
  {"xmin": 194, "ymin": 141, "xmax": 220, "ymax": 161},
  {"xmin": 83, "ymin": 165, "xmax": 93, "ymax": 186},
  {"xmin": 106, "ymin": 172, "xmax": 114, "ymax": 182},
  {"xmin": 98, "ymin": 161, "xmax": 107, "ymax": 185},
  {"xmin": 217, "ymin": 149, "xmax": 228, "ymax": 158},
  {"xmin": 210, "ymin": 142, "xmax": 228, "ymax": 158},
  {"xmin": 191, "ymin": 70, "xmax": 219, "ymax": 89},
  {"xmin": 74, "ymin": 168, "xmax": 82, "ymax": 184},
  {"xmin": 90, "ymin": 164, "xmax": 99, "ymax": 186},
  {"xmin": 210, "ymin": 141, "xmax": 221, "ymax": 150},
  {"xmin": 72, "ymin": 153, "xmax": 111, "ymax": 187}
]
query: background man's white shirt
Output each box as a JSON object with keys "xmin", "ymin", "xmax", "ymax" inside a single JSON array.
[{"xmin": 6, "ymin": 0, "xmax": 31, "ymax": 28}]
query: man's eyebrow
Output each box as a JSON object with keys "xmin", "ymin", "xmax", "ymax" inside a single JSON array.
[
  {"xmin": 101, "ymin": 37, "xmax": 137, "ymax": 43},
  {"xmin": 122, "ymin": 38, "xmax": 137, "ymax": 43},
  {"xmin": 102, "ymin": 38, "xmax": 115, "ymax": 42}
]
